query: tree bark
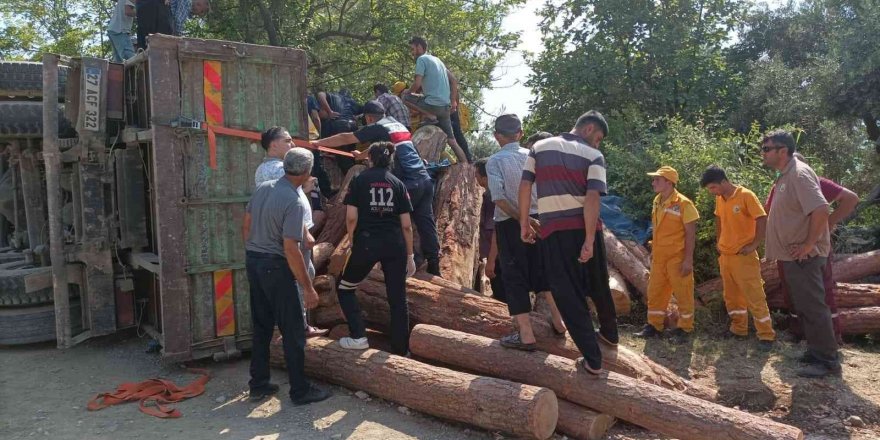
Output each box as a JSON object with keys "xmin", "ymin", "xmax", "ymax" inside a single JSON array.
[
  {"xmin": 270, "ymin": 337, "xmax": 559, "ymax": 440},
  {"xmin": 327, "ymin": 234, "xmax": 353, "ymax": 277},
  {"xmin": 412, "ymin": 125, "xmax": 448, "ymax": 163},
  {"xmin": 556, "ymin": 400, "xmax": 617, "ymax": 440},
  {"xmin": 838, "ymin": 307, "xmax": 880, "ymax": 335},
  {"xmin": 607, "ymin": 267, "xmax": 632, "ymax": 315},
  {"xmin": 351, "ymin": 273, "xmax": 716, "ymax": 401},
  {"xmin": 312, "ymin": 242, "xmax": 335, "ymax": 274},
  {"xmin": 697, "ymin": 259, "xmax": 779, "ymax": 304},
  {"xmin": 432, "ymin": 163, "xmax": 483, "ymax": 288},
  {"xmin": 766, "ymin": 283, "xmax": 880, "ymax": 309},
  {"xmin": 621, "ymin": 239, "xmax": 651, "ymax": 268},
  {"xmin": 315, "ymin": 165, "xmax": 366, "ymax": 246},
  {"xmin": 603, "ymin": 230, "xmax": 649, "ymax": 296},
  {"xmin": 410, "ymin": 325, "xmax": 803, "ymax": 440},
  {"xmin": 832, "ymin": 250, "xmax": 880, "ymax": 282}
]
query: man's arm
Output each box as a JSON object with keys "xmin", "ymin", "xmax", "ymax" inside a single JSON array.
[
  {"xmin": 400, "ymin": 213, "xmax": 414, "ymax": 256},
  {"xmin": 314, "ymin": 132, "xmax": 359, "ymax": 148},
  {"xmin": 242, "ymin": 212, "xmax": 251, "ymax": 244},
  {"xmin": 447, "ymin": 69, "xmax": 459, "ymax": 113},
  {"xmin": 518, "ymin": 180, "xmax": 535, "ymax": 243},
  {"xmin": 345, "ymin": 205, "xmax": 358, "ymax": 242},
  {"xmin": 410, "ymin": 75, "xmax": 424, "ymax": 95},
  {"xmin": 309, "ymin": 109, "xmax": 322, "ymax": 134},
  {"xmin": 486, "ymin": 230, "xmax": 499, "ymax": 278},
  {"xmin": 317, "ymin": 92, "xmax": 339, "ymax": 119},
  {"xmin": 714, "ymin": 215, "xmax": 722, "ymax": 252},
  {"xmin": 791, "ymin": 206, "xmax": 831, "ymax": 260},
  {"xmin": 681, "ymin": 221, "xmax": 696, "ymax": 275},
  {"xmin": 828, "ymin": 187, "xmax": 859, "ymax": 227},
  {"xmin": 284, "ymin": 238, "xmax": 318, "ymax": 308},
  {"xmin": 579, "ymin": 190, "xmax": 600, "ymax": 262},
  {"xmin": 739, "ymin": 216, "xmax": 766, "ymax": 255}
]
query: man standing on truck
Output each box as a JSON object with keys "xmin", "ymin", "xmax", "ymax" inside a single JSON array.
[
  {"xmin": 136, "ymin": 0, "xmax": 173, "ymax": 50},
  {"xmin": 243, "ymin": 147, "xmax": 331, "ymax": 405},
  {"xmin": 169, "ymin": 0, "xmax": 210, "ymax": 36},
  {"xmin": 255, "ymin": 127, "xmax": 329, "ymax": 338},
  {"xmin": 107, "ymin": 0, "xmax": 136, "ymax": 62}
]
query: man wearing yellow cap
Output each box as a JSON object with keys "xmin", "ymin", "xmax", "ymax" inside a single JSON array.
[
  {"xmin": 636, "ymin": 166, "xmax": 699, "ymax": 343},
  {"xmin": 700, "ymin": 165, "xmax": 775, "ymax": 350}
]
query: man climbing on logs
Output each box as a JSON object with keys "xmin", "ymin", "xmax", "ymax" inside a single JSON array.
[
  {"xmin": 766, "ymin": 152, "xmax": 859, "ymax": 343},
  {"xmin": 474, "ymin": 159, "xmax": 506, "ymax": 302},
  {"xmin": 402, "ymin": 36, "xmax": 471, "ymax": 163},
  {"xmin": 700, "ymin": 165, "xmax": 775, "ymax": 349},
  {"xmin": 762, "ymin": 130, "xmax": 841, "ymax": 378},
  {"xmin": 636, "ymin": 166, "xmax": 698, "ymax": 344},
  {"xmin": 335, "ymin": 142, "xmax": 417, "ymax": 355},
  {"xmin": 242, "ymin": 147, "xmax": 331, "ymax": 405},
  {"xmin": 254, "ymin": 127, "xmax": 328, "ymax": 338},
  {"xmin": 313, "ymin": 100, "xmax": 442, "ymax": 276},
  {"xmin": 519, "ymin": 111, "xmax": 616, "ymax": 375},
  {"xmin": 487, "ymin": 114, "xmax": 566, "ymax": 350}
]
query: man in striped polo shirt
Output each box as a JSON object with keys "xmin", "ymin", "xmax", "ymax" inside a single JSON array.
[{"xmin": 518, "ymin": 111, "xmax": 618, "ymax": 375}]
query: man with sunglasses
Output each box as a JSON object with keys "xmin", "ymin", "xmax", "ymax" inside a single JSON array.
[{"xmin": 761, "ymin": 129, "xmax": 840, "ymax": 378}]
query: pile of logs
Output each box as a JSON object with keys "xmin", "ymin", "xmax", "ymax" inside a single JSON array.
[
  {"xmin": 696, "ymin": 250, "xmax": 880, "ymax": 335},
  {"xmin": 265, "ymin": 127, "xmax": 807, "ymax": 439}
]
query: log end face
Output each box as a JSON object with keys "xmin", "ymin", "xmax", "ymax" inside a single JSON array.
[{"xmin": 530, "ymin": 388, "xmax": 559, "ymax": 440}]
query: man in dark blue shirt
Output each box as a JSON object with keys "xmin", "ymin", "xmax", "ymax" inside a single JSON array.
[{"xmin": 313, "ymin": 100, "xmax": 442, "ymax": 276}]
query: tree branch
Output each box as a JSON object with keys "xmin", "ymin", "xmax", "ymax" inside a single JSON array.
[{"xmin": 313, "ymin": 30, "xmax": 379, "ymax": 41}]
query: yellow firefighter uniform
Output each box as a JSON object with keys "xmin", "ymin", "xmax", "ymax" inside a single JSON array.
[
  {"xmin": 715, "ymin": 185, "xmax": 776, "ymax": 341},
  {"xmin": 647, "ymin": 183, "xmax": 699, "ymax": 332}
]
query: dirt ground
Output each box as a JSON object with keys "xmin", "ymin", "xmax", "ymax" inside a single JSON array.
[{"xmin": 2, "ymin": 326, "xmax": 880, "ymax": 440}]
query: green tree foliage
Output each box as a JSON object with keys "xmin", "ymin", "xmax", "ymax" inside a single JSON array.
[{"xmin": 1, "ymin": 0, "xmax": 110, "ymax": 59}]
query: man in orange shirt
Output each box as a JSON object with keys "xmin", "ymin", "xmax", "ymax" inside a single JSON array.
[
  {"xmin": 636, "ymin": 166, "xmax": 699, "ymax": 343},
  {"xmin": 701, "ymin": 166, "xmax": 775, "ymax": 350}
]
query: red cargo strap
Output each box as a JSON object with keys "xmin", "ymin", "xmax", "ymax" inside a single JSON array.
[
  {"xmin": 203, "ymin": 123, "xmax": 354, "ymax": 169},
  {"xmin": 86, "ymin": 368, "xmax": 211, "ymax": 418}
]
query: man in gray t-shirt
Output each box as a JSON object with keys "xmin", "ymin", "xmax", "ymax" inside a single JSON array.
[
  {"xmin": 107, "ymin": 0, "xmax": 136, "ymax": 62},
  {"xmin": 242, "ymin": 147, "xmax": 330, "ymax": 405}
]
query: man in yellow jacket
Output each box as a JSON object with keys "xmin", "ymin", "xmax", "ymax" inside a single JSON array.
[
  {"xmin": 701, "ymin": 166, "xmax": 775, "ymax": 350},
  {"xmin": 636, "ymin": 166, "xmax": 698, "ymax": 343}
]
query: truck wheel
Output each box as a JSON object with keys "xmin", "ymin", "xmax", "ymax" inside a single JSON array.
[
  {"xmin": 0, "ymin": 299, "xmax": 82, "ymax": 345},
  {"xmin": 0, "ymin": 267, "xmax": 57, "ymax": 306},
  {"xmin": 0, "ymin": 61, "xmax": 68, "ymax": 99},
  {"xmin": 0, "ymin": 101, "xmax": 75, "ymax": 138}
]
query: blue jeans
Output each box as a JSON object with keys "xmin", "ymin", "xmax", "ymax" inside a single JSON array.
[
  {"xmin": 108, "ymin": 31, "xmax": 135, "ymax": 62},
  {"xmin": 408, "ymin": 178, "xmax": 440, "ymax": 264}
]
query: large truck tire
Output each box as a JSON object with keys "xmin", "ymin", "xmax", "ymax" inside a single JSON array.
[
  {"xmin": 0, "ymin": 300, "xmax": 82, "ymax": 345},
  {"xmin": 0, "ymin": 101, "xmax": 75, "ymax": 138},
  {"xmin": 0, "ymin": 250, "xmax": 25, "ymax": 264},
  {"xmin": 0, "ymin": 267, "xmax": 57, "ymax": 306},
  {"xmin": 0, "ymin": 61, "xmax": 68, "ymax": 99}
]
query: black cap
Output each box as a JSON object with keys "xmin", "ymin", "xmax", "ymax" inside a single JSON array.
[
  {"xmin": 494, "ymin": 114, "xmax": 522, "ymax": 135},
  {"xmin": 363, "ymin": 100, "xmax": 385, "ymax": 115}
]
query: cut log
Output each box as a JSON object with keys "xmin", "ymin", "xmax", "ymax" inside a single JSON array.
[
  {"xmin": 354, "ymin": 273, "xmax": 716, "ymax": 401},
  {"xmin": 313, "ymin": 275, "xmax": 337, "ymax": 307},
  {"xmin": 607, "ymin": 267, "xmax": 631, "ymax": 315},
  {"xmin": 270, "ymin": 337, "xmax": 559, "ymax": 440},
  {"xmin": 603, "ymin": 230, "xmax": 649, "ymax": 296},
  {"xmin": 838, "ymin": 307, "xmax": 880, "ymax": 335},
  {"xmin": 432, "ymin": 163, "xmax": 483, "ymax": 288},
  {"xmin": 412, "ymin": 125, "xmax": 448, "ymax": 163},
  {"xmin": 833, "ymin": 250, "xmax": 880, "ymax": 282},
  {"xmin": 312, "ymin": 242, "xmax": 335, "ymax": 274},
  {"xmin": 697, "ymin": 259, "xmax": 779, "ymax": 304},
  {"xmin": 315, "ymin": 165, "xmax": 366, "ymax": 246},
  {"xmin": 327, "ymin": 235, "xmax": 352, "ymax": 277},
  {"xmin": 621, "ymin": 239, "xmax": 651, "ymax": 269},
  {"xmin": 766, "ymin": 283, "xmax": 880, "ymax": 309},
  {"xmin": 556, "ymin": 400, "xmax": 617, "ymax": 440},
  {"xmin": 410, "ymin": 325, "xmax": 803, "ymax": 440}
]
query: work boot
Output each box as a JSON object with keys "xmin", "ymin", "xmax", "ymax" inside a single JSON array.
[
  {"xmin": 796, "ymin": 363, "xmax": 841, "ymax": 378},
  {"xmin": 668, "ymin": 328, "xmax": 690, "ymax": 345},
  {"xmin": 292, "ymin": 385, "xmax": 332, "ymax": 406},
  {"xmin": 426, "ymin": 260, "xmax": 441, "ymax": 277},
  {"xmin": 249, "ymin": 383, "xmax": 280, "ymax": 402},
  {"xmin": 634, "ymin": 324, "xmax": 662, "ymax": 338},
  {"xmin": 499, "ymin": 332, "xmax": 536, "ymax": 351}
]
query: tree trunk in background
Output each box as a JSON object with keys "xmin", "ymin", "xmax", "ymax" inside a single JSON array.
[{"xmin": 432, "ymin": 163, "xmax": 483, "ymax": 288}]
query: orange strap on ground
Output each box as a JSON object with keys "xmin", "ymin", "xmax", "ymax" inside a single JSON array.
[
  {"xmin": 86, "ymin": 368, "xmax": 211, "ymax": 418},
  {"xmin": 203, "ymin": 123, "xmax": 354, "ymax": 169}
]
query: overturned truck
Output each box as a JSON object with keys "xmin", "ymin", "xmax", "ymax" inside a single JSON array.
[{"xmin": 0, "ymin": 35, "xmax": 309, "ymax": 361}]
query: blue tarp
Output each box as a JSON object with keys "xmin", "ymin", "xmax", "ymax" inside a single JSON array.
[{"xmin": 600, "ymin": 195, "xmax": 652, "ymax": 244}]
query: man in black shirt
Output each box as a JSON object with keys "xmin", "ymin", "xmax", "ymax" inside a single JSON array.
[
  {"xmin": 336, "ymin": 142, "xmax": 416, "ymax": 355},
  {"xmin": 313, "ymin": 100, "xmax": 442, "ymax": 276}
]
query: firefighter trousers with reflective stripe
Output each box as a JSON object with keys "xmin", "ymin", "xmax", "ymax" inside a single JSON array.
[
  {"xmin": 647, "ymin": 248, "xmax": 695, "ymax": 332},
  {"xmin": 719, "ymin": 252, "xmax": 776, "ymax": 341}
]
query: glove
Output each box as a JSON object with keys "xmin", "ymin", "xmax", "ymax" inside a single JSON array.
[{"xmin": 406, "ymin": 254, "xmax": 416, "ymax": 278}]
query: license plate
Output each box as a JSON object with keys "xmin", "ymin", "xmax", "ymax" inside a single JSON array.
[{"xmin": 83, "ymin": 66, "xmax": 101, "ymax": 131}]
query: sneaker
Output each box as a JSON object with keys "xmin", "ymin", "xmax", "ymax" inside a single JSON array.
[
  {"xmin": 339, "ymin": 336, "xmax": 369, "ymax": 350},
  {"xmin": 756, "ymin": 340, "xmax": 775, "ymax": 352},
  {"xmin": 249, "ymin": 383, "xmax": 279, "ymax": 402},
  {"xmin": 668, "ymin": 328, "xmax": 690, "ymax": 345},
  {"xmin": 796, "ymin": 363, "xmax": 841, "ymax": 378},
  {"xmin": 634, "ymin": 324, "xmax": 662, "ymax": 338},
  {"xmin": 306, "ymin": 325, "xmax": 330, "ymax": 338},
  {"xmin": 499, "ymin": 333, "xmax": 536, "ymax": 351},
  {"xmin": 576, "ymin": 356, "xmax": 603, "ymax": 376},
  {"xmin": 292, "ymin": 386, "xmax": 332, "ymax": 406}
]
